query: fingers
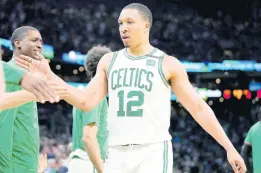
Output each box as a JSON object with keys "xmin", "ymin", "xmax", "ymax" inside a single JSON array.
[
  {"xmin": 236, "ymin": 160, "xmax": 247, "ymax": 173},
  {"xmin": 230, "ymin": 161, "xmax": 247, "ymax": 173},
  {"xmin": 30, "ymin": 87, "xmax": 46, "ymax": 103},
  {"xmin": 19, "ymin": 55, "xmax": 33, "ymax": 62},
  {"xmin": 55, "ymin": 87, "xmax": 69, "ymax": 98},
  {"xmin": 230, "ymin": 162, "xmax": 239, "ymax": 173},
  {"xmin": 16, "ymin": 58, "xmax": 30, "ymax": 70},
  {"xmin": 46, "ymin": 81, "xmax": 67, "ymax": 99},
  {"xmin": 36, "ymin": 52, "xmax": 45, "ymax": 61},
  {"xmin": 37, "ymin": 82, "xmax": 56, "ymax": 103},
  {"xmin": 39, "ymin": 81, "xmax": 62, "ymax": 103}
]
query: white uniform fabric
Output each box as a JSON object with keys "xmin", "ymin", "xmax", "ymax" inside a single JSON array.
[{"xmin": 68, "ymin": 149, "xmax": 97, "ymax": 173}]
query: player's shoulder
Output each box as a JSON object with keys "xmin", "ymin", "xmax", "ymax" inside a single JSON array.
[
  {"xmin": 251, "ymin": 121, "xmax": 261, "ymax": 131},
  {"xmin": 162, "ymin": 54, "xmax": 184, "ymax": 71},
  {"xmin": 100, "ymin": 51, "xmax": 120, "ymax": 64}
]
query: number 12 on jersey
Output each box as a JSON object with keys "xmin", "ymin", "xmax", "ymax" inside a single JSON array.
[{"xmin": 117, "ymin": 90, "xmax": 144, "ymax": 117}]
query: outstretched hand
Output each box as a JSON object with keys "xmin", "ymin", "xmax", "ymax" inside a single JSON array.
[{"xmin": 16, "ymin": 52, "xmax": 51, "ymax": 75}]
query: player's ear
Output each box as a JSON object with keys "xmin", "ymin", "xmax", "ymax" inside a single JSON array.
[
  {"xmin": 145, "ymin": 23, "xmax": 150, "ymax": 32},
  {"xmin": 14, "ymin": 40, "xmax": 21, "ymax": 50}
]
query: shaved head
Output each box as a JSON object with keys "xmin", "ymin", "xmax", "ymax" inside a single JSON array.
[
  {"xmin": 123, "ymin": 3, "xmax": 153, "ymax": 29},
  {"xmin": 11, "ymin": 26, "xmax": 38, "ymax": 49}
]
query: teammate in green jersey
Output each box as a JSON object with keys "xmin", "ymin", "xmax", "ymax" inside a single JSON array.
[
  {"xmin": 68, "ymin": 45, "xmax": 110, "ymax": 173},
  {"xmin": 241, "ymin": 109, "xmax": 261, "ymax": 173},
  {"xmin": 0, "ymin": 26, "xmax": 61, "ymax": 173}
]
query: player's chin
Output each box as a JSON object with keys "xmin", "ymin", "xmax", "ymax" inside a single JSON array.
[{"xmin": 123, "ymin": 43, "xmax": 130, "ymax": 48}]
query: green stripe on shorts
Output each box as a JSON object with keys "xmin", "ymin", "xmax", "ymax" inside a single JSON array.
[{"xmin": 163, "ymin": 141, "xmax": 168, "ymax": 173}]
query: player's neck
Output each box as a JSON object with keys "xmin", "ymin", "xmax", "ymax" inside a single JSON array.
[
  {"xmin": 12, "ymin": 51, "xmax": 21, "ymax": 59},
  {"xmin": 127, "ymin": 42, "xmax": 153, "ymax": 57}
]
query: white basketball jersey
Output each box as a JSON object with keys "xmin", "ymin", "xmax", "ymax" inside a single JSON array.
[{"xmin": 107, "ymin": 48, "xmax": 172, "ymax": 146}]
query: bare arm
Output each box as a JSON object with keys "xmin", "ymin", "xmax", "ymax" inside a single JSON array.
[
  {"xmin": 166, "ymin": 56, "xmax": 234, "ymax": 150},
  {"xmin": 0, "ymin": 90, "xmax": 36, "ymax": 111},
  {"xmin": 82, "ymin": 123, "xmax": 103, "ymax": 173},
  {"xmin": 48, "ymin": 53, "xmax": 111, "ymax": 112},
  {"xmin": 166, "ymin": 56, "xmax": 246, "ymax": 172}
]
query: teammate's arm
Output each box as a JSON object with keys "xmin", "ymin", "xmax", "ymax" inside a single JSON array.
[
  {"xmin": 165, "ymin": 56, "xmax": 246, "ymax": 172},
  {"xmin": 82, "ymin": 123, "xmax": 103, "ymax": 173},
  {"xmin": 2, "ymin": 61, "xmax": 57, "ymax": 102},
  {"xmin": 74, "ymin": 106, "xmax": 104, "ymax": 173},
  {"xmin": 0, "ymin": 90, "xmax": 36, "ymax": 111}
]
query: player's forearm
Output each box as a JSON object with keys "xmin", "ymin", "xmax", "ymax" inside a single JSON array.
[
  {"xmin": 192, "ymin": 101, "xmax": 235, "ymax": 151},
  {"xmin": 0, "ymin": 90, "xmax": 36, "ymax": 110},
  {"xmin": 82, "ymin": 136, "xmax": 103, "ymax": 173},
  {"xmin": 47, "ymin": 72, "xmax": 90, "ymax": 111}
]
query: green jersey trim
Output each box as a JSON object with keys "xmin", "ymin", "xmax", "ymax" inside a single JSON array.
[
  {"xmin": 124, "ymin": 48, "xmax": 158, "ymax": 60},
  {"xmin": 107, "ymin": 51, "xmax": 119, "ymax": 79},
  {"xmin": 163, "ymin": 141, "xmax": 168, "ymax": 173},
  {"xmin": 158, "ymin": 54, "xmax": 169, "ymax": 87}
]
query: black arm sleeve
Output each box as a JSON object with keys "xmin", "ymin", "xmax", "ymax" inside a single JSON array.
[{"xmin": 241, "ymin": 143, "xmax": 253, "ymax": 173}]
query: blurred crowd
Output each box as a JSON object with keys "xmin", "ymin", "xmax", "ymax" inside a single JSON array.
[
  {"xmin": 1, "ymin": 0, "xmax": 260, "ymax": 172},
  {"xmin": 1, "ymin": 0, "xmax": 261, "ymax": 61}
]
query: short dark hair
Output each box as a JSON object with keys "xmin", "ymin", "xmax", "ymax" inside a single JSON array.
[
  {"xmin": 10, "ymin": 26, "xmax": 38, "ymax": 49},
  {"xmin": 123, "ymin": 3, "xmax": 153, "ymax": 29},
  {"xmin": 84, "ymin": 45, "xmax": 112, "ymax": 77}
]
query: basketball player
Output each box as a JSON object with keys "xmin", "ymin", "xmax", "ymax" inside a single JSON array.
[
  {"xmin": 68, "ymin": 45, "xmax": 110, "ymax": 173},
  {"xmin": 0, "ymin": 26, "xmax": 61, "ymax": 173},
  {"xmin": 16, "ymin": 3, "xmax": 247, "ymax": 173},
  {"xmin": 241, "ymin": 108, "xmax": 261, "ymax": 173}
]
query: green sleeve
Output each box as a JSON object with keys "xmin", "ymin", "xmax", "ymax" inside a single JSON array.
[
  {"xmin": 2, "ymin": 61, "xmax": 26, "ymax": 85},
  {"xmin": 244, "ymin": 127, "xmax": 252, "ymax": 144},
  {"xmin": 82, "ymin": 106, "xmax": 100, "ymax": 126}
]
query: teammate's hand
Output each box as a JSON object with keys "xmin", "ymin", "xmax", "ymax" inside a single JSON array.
[
  {"xmin": 47, "ymin": 80, "xmax": 69, "ymax": 99},
  {"xmin": 16, "ymin": 53, "xmax": 52, "ymax": 75},
  {"xmin": 227, "ymin": 148, "xmax": 247, "ymax": 173},
  {"xmin": 38, "ymin": 153, "xmax": 47, "ymax": 173},
  {"xmin": 20, "ymin": 72, "xmax": 60, "ymax": 103}
]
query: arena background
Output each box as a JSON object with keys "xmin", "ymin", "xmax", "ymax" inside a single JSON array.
[{"xmin": 1, "ymin": 0, "xmax": 261, "ymax": 172}]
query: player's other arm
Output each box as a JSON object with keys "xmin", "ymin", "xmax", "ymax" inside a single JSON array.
[{"xmin": 165, "ymin": 56, "xmax": 246, "ymax": 172}]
